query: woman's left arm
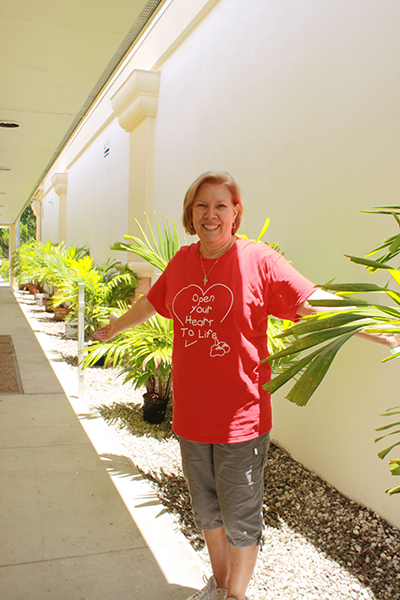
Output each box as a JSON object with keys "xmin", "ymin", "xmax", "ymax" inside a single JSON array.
[{"xmin": 298, "ymin": 289, "xmax": 400, "ymax": 350}]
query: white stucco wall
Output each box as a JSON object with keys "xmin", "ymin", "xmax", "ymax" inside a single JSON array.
[
  {"xmin": 150, "ymin": 0, "xmax": 400, "ymax": 526},
  {"xmin": 37, "ymin": 0, "xmax": 400, "ymax": 526},
  {"xmin": 41, "ymin": 187, "xmax": 59, "ymax": 245},
  {"xmin": 65, "ymin": 119, "xmax": 130, "ymax": 264}
]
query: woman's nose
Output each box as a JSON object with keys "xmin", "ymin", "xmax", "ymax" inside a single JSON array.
[{"xmin": 205, "ymin": 206, "xmax": 217, "ymax": 218}]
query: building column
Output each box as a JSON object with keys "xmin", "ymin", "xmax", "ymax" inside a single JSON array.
[
  {"xmin": 111, "ymin": 68, "xmax": 161, "ymax": 238},
  {"xmin": 51, "ymin": 172, "xmax": 68, "ymax": 244},
  {"xmin": 111, "ymin": 68, "xmax": 161, "ymax": 288},
  {"xmin": 9, "ymin": 222, "xmax": 17, "ymax": 288},
  {"xmin": 31, "ymin": 187, "xmax": 44, "ymax": 242}
]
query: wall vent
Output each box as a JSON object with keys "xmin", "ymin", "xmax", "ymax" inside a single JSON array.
[{"xmin": 104, "ymin": 142, "xmax": 110, "ymax": 158}]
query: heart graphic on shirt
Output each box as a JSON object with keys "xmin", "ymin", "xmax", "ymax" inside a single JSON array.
[{"xmin": 172, "ymin": 284, "xmax": 233, "ymax": 326}]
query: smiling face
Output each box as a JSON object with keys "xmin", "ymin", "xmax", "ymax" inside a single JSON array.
[{"xmin": 192, "ymin": 182, "xmax": 239, "ymax": 257}]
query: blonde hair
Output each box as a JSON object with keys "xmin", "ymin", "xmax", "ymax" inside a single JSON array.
[{"xmin": 182, "ymin": 171, "xmax": 244, "ymax": 235}]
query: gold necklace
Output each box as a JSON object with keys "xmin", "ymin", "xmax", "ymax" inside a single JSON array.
[{"xmin": 200, "ymin": 254, "xmax": 220, "ymax": 286}]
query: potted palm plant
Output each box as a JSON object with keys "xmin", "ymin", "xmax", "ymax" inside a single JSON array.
[
  {"xmin": 83, "ymin": 313, "xmax": 173, "ymax": 423},
  {"xmin": 52, "ymin": 255, "xmax": 138, "ymax": 338}
]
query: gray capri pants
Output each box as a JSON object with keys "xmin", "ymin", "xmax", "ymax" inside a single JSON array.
[{"xmin": 179, "ymin": 432, "xmax": 270, "ymax": 547}]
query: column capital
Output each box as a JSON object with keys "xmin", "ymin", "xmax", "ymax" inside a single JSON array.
[
  {"xmin": 32, "ymin": 185, "xmax": 44, "ymax": 201},
  {"xmin": 51, "ymin": 172, "xmax": 68, "ymax": 196},
  {"xmin": 31, "ymin": 186, "xmax": 44, "ymax": 217},
  {"xmin": 111, "ymin": 68, "xmax": 161, "ymax": 132},
  {"xmin": 31, "ymin": 199, "xmax": 41, "ymax": 218}
]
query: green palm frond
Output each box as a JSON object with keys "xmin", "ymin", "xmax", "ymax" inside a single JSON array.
[
  {"xmin": 111, "ymin": 212, "xmax": 182, "ymax": 273},
  {"xmin": 82, "ymin": 313, "xmax": 173, "ymax": 400}
]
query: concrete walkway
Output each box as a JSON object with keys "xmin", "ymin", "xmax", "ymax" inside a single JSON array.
[{"xmin": 0, "ymin": 286, "xmax": 205, "ymax": 600}]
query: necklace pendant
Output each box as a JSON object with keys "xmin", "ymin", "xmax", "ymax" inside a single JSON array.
[{"xmin": 203, "ymin": 275, "xmax": 208, "ymax": 286}]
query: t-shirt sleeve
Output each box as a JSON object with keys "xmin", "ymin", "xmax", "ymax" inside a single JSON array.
[
  {"xmin": 147, "ymin": 268, "xmax": 172, "ymax": 319},
  {"xmin": 266, "ymin": 253, "xmax": 315, "ymax": 321}
]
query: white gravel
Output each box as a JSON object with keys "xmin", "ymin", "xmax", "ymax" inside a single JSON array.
[{"xmin": 18, "ymin": 290, "xmax": 400, "ymax": 600}]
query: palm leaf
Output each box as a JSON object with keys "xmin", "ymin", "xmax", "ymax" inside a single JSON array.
[
  {"xmin": 320, "ymin": 282, "xmax": 391, "ymax": 294},
  {"xmin": 263, "ymin": 346, "xmax": 323, "ymax": 394},
  {"xmin": 389, "ymin": 459, "xmax": 400, "ymax": 476},
  {"xmin": 311, "ymin": 300, "xmax": 400, "ymax": 320},
  {"xmin": 379, "ymin": 406, "xmax": 400, "ymax": 416},
  {"xmin": 375, "ymin": 429, "xmax": 400, "ymax": 443},
  {"xmin": 263, "ymin": 324, "xmax": 366, "ymax": 361},
  {"xmin": 256, "ymin": 218, "xmax": 271, "ymax": 242},
  {"xmin": 345, "ymin": 254, "xmax": 393, "ymax": 270},
  {"xmin": 377, "ymin": 441, "xmax": 400, "ymax": 460},
  {"xmin": 112, "ymin": 238, "xmax": 167, "ymax": 272},
  {"xmin": 387, "ymin": 459, "xmax": 400, "ymax": 495},
  {"xmin": 389, "ymin": 268, "xmax": 400, "ymax": 287},
  {"xmin": 111, "ymin": 213, "xmax": 182, "ymax": 273},
  {"xmin": 365, "ymin": 233, "xmax": 400, "ymax": 256},
  {"xmin": 272, "ymin": 312, "xmax": 373, "ymax": 339},
  {"xmin": 285, "ymin": 332, "xmax": 356, "ymax": 406}
]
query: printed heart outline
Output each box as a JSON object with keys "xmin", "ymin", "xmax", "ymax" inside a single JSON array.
[{"xmin": 172, "ymin": 284, "xmax": 234, "ymax": 326}]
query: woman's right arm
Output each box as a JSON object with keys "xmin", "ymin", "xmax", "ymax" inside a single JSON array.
[{"xmin": 93, "ymin": 294, "xmax": 156, "ymax": 341}]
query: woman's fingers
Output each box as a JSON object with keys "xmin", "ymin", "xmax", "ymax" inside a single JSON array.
[
  {"xmin": 93, "ymin": 315, "xmax": 118, "ymax": 341},
  {"xmin": 93, "ymin": 325, "xmax": 110, "ymax": 341}
]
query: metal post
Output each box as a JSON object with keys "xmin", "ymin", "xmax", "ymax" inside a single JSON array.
[{"xmin": 78, "ymin": 283, "xmax": 85, "ymax": 398}]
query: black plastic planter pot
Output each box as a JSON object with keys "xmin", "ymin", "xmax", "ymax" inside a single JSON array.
[{"xmin": 142, "ymin": 393, "xmax": 169, "ymax": 424}]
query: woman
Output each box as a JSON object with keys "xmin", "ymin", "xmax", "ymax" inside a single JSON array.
[{"xmin": 94, "ymin": 171, "xmax": 399, "ymax": 600}]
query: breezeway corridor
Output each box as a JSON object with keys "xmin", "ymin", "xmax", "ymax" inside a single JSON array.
[{"xmin": 0, "ymin": 285, "xmax": 203, "ymax": 599}]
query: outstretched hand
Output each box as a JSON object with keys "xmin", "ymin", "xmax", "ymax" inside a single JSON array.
[
  {"xmin": 92, "ymin": 296, "xmax": 156, "ymax": 342},
  {"xmin": 386, "ymin": 333, "xmax": 400, "ymax": 352},
  {"xmin": 93, "ymin": 314, "xmax": 119, "ymax": 342}
]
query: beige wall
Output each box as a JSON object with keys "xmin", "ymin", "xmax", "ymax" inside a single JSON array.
[
  {"xmin": 150, "ymin": 0, "xmax": 400, "ymax": 525},
  {"xmin": 41, "ymin": 187, "xmax": 60, "ymax": 245},
  {"xmin": 37, "ymin": 0, "xmax": 400, "ymax": 526},
  {"xmin": 65, "ymin": 120, "xmax": 130, "ymax": 263}
]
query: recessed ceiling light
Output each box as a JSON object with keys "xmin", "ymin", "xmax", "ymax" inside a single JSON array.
[{"xmin": 0, "ymin": 121, "xmax": 20, "ymax": 128}]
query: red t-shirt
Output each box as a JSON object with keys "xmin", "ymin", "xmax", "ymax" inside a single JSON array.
[{"xmin": 147, "ymin": 238, "xmax": 315, "ymax": 444}]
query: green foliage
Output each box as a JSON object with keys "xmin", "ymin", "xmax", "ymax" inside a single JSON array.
[
  {"xmin": 0, "ymin": 258, "xmax": 9, "ymax": 281},
  {"xmin": 12, "ymin": 240, "xmax": 89, "ymax": 290},
  {"xmin": 238, "ymin": 217, "xmax": 281, "ymax": 253},
  {"xmin": 12, "ymin": 240, "xmax": 138, "ymax": 339},
  {"xmin": 0, "ymin": 204, "xmax": 36, "ymax": 258},
  {"xmin": 388, "ymin": 459, "xmax": 400, "ymax": 495},
  {"xmin": 12, "ymin": 240, "xmax": 51, "ymax": 288},
  {"xmin": 87, "ymin": 213, "xmax": 178, "ymax": 397},
  {"xmin": 0, "ymin": 228, "xmax": 9, "ymax": 258},
  {"xmin": 53, "ymin": 255, "xmax": 138, "ymax": 338},
  {"xmin": 264, "ymin": 206, "xmax": 400, "ymax": 494},
  {"xmin": 83, "ymin": 314, "xmax": 173, "ymax": 400},
  {"xmin": 20, "ymin": 204, "xmax": 36, "ymax": 245},
  {"xmin": 111, "ymin": 213, "xmax": 181, "ymax": 272}
]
